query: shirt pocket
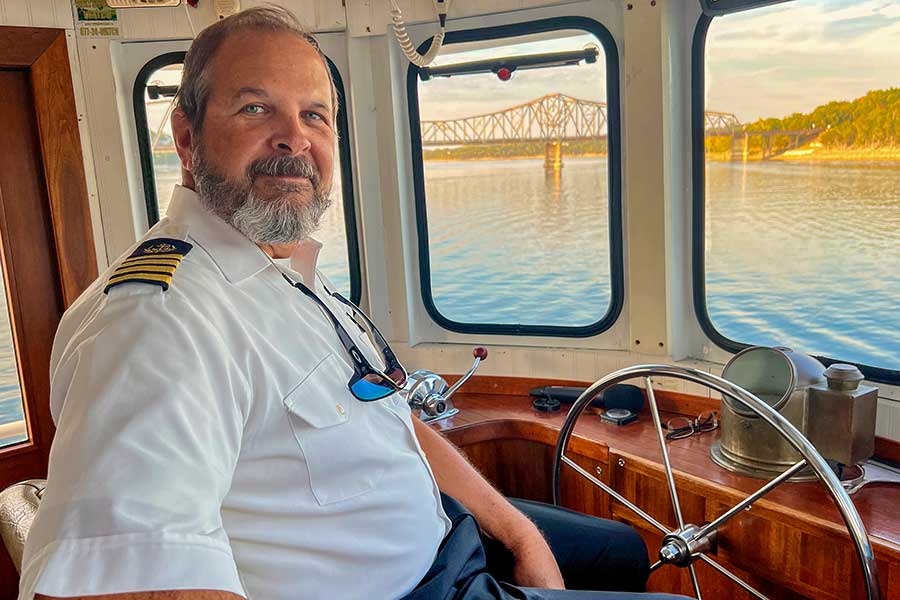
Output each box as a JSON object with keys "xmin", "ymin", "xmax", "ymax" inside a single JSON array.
[{"xmin": 283, "ymin": 353, "xmax": 386, "ymax": 506}]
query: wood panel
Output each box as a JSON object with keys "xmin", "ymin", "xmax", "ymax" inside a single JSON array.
[
  {"xmin": 30, "ymin": 31, "xmax": 98, "ymax": 305},
  {"xmin": 454, "ymin": 436, "xmax": 609, "ymax": 518},
  {"xmin": 0, "ymin": 26, "xmax": 58, "ymax": 67}
]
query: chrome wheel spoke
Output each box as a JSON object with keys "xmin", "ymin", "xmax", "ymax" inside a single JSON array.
[
  {"xmin": 691, "ymin": 459, "xmax": 807, "ymax": 543},
  {"xmin": 649, "ymin": 560, "xmax": 664, "ymax": 573},
  {"xmin": 688, "ymin": 563, "xmax": 703, "ymax": 600},
  {"xmin": 645, "ymin": 377, "xmax": 686, "ymax": 530},
  {"xmin": 560, "ymin": 454, "xmax": 670, "ymax": 535},
  {"xmin": 698, "ymin": 554, "xmax": 770, "ymax": 600}
]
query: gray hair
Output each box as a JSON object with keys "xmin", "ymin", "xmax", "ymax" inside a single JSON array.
[{"xmin": 175, "ymin": 4, "xmax": 339, "ymax": 133}]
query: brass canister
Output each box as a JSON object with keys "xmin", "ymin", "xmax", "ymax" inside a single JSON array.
[{"xmin": 710, "ymin": 346, "xmax": 826, "ymax": 479}]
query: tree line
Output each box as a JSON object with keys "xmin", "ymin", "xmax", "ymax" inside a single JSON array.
[{"xmin": 707, "ymin": 86, "xmax": 900, "ymax": 154}]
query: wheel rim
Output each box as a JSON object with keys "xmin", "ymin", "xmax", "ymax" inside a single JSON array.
[{"xmin": 551, "ymin": 364, "xmax": 880, "ymax": 600}]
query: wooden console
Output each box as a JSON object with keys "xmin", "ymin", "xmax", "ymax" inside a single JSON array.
[{"xmin": 435, "ymin": 376, "xmax": 900, "ymax": 600}]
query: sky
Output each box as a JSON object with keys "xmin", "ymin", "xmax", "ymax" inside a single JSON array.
[
  {"xmin": 417, "ymin": 31, "xmax": 606, "ymax": 122},
  {"xmin": 146, "ymin": 0, "xmax": 900, "ymax": 132},
  {"xmin": 706, "ymin": 0, "xmax": 900, "ymax": 123},
  {"xmin": 419, "ymin": 0, "xmax": 900, "ymax": 126}
]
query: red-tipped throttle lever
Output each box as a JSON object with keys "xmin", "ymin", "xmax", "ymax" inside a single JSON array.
[{"xmin": 442, "ymin": 347, "xmax": 488, "ymax": 402}]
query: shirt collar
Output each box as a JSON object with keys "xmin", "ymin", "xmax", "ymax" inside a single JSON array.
[{"xmin": 165, "ymin": 185, "xmax": 322, "ymax": 285}]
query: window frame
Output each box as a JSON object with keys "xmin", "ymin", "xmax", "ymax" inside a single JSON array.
[
  {"xmin": 691, "ymin": 13, "xmax": 900, "ymax": 384},
  {"xmin": 406, "ymin": 16, "xmax": 624, "ymax": 337},
  {"xmin": 132, "ymin": 53, "xmax": 363, "ymax": 304}
]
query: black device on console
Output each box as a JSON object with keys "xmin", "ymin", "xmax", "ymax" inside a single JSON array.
[
  {"xmin": 529, "ymin": 383, "xmax": 644, "ymax": 424},
  {"xmin": 529, "ymin": 383, "xmax": 643, "ymax": 411}
]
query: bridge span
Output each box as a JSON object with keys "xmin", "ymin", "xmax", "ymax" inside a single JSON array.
[{"xmin": 420, "ymin": 94, "xmax": 822, "ymax": 167}]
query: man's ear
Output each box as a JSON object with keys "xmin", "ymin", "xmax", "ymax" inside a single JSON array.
[{"xmin": 171, "ymin": 107, "xmax": 195, "ymax": 171}]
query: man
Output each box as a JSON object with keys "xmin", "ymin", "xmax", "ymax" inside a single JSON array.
[{"xmin": 19, "ymin": 7, "xmax": 683, "ymax": 600}]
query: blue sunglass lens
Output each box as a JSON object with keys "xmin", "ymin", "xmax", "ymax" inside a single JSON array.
[{"xmin": 350, "ymin": 378, "xmax": 396, "ymax": 401}]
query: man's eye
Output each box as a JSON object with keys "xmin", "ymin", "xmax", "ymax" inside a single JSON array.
[
  {"xmin": 303, "ymin": 111, "xmax": 325, "ymax": 122},
  {"xmin": 242, "ymin": 104, "xmax": 266, "ymax": 114}
]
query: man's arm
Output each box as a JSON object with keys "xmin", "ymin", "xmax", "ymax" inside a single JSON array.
[
  {"xmin": 37, "ymin": 592, "xmax": 242, "ymax": 600},
  {"xmin": 22, "ymin": 295, "xmax": 247, "ymax": 598},
  {"xmin": 411, "ymin": 418, "xmax": 565, "ymax": 589}
]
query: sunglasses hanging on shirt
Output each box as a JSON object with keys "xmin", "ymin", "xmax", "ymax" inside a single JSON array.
[{"xmin": 282, "ymin": 273, "xmax": 408, "ymax": 402}]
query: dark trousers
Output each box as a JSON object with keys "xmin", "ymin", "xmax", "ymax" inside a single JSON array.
[{"xmin": 401, "ymin": 494, "xmax": 689, "ymax": 600}]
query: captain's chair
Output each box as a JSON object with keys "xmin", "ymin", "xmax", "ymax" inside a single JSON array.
[{"xmin": 0, "ymin": 479, "xmax": 46, "ymax": 573}]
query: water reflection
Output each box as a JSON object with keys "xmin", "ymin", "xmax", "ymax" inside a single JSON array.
[
  {"xmin": 424, "ymin": 158, "xmax": 611, "ymax": 327},
  {"xmin": 545, "ymin": 167, "xmax": 563, "ymax": 199},
  {"xmin": 706, "ymin": 161, "xmax": 900, "ymax": 369},
  {"xmin": 0, "ymin": 261, "xmax": 27, "ymax": 449}
]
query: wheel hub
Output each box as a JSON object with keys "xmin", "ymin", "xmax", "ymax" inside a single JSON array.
[{"xmin": 659, "ymin": 524, "xmax": 715, "ymax": 568}]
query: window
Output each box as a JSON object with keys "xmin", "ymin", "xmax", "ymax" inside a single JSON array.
[
  {"xmin": 407, "ymin": 18, "xmax": 623, "ymax": 336},
  {"xmin": 134, "ymin": 54, "xmax": 362, "ymax": 302},
  {"xmin": 0, "ymin": 262, "xmax": 25, "ymax": 450},
  {"xmin": 693, "ymin": 1, "xmax": 900, "ymax": 381}
]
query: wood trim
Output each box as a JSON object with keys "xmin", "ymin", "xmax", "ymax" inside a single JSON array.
[
  {"xmin": 0, "ymin": 70, "xmax": 64, "ymax": 597},
  {"xmin": 30, "ymin": 32, "xmax": 98, "ymax": 304},
  {"xmin": 0, "ymin": 27, "xmax": 97, "ymax": 597},
  {"xmin": 0, "ymin": 70, "xmax": 61, "ymax": 469},
  {"xmin": 0, "ymin": 26, "xmax": 59, "ymax": 68},
  {"xmin": 443, "ymin": 374, "xmax": 588, "ymax": 397}
]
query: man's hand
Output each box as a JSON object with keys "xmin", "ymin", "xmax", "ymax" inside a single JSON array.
[{"xmin": 411, "ymin": 418, "xmax": 566, "ymax": 590}]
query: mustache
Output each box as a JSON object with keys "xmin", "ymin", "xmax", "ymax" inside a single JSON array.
[{"xmin": 248, "ymin": 155, "xmax": 320, "ymax": 189}]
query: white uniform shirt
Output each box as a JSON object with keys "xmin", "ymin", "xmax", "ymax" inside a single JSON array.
[{"xmin": 19, "ymin": 186, "xmax": 450, "ymax": 600}]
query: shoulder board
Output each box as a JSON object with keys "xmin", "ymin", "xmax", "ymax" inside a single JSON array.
[{"xmin": 104, "ymin": 238, "xmax": 193, "ymax": 295}]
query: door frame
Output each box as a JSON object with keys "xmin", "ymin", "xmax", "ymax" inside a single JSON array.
[
  {"xmin": 0, "ymin": 26, "xmax": 97, "ymax": 590},
  {"xmin": 0, "ymin": 27, "xmax": 97, "ymax": 308}
]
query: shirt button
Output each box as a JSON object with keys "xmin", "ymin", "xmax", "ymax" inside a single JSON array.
[{"xmin": 336, "ymin": 403, "xmax": 345, "ymax": 416}]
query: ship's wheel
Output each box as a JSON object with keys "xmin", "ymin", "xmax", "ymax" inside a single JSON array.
[{"xmin": 551, "ymin": 364, "xmax": 880, "ymax": 600}]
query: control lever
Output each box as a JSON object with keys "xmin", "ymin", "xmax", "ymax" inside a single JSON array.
[{"xmin": 400, "ymin": 347, "xmax": 488, "ymax": 423}]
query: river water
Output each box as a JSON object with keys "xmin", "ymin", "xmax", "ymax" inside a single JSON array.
[{"xmin": 2, "ymin": 158, "xmax": 897, "ymax": 447}]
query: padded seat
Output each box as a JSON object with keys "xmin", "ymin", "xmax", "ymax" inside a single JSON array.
[{"xmin": 0, "ymin": 479, "xmax": 46, "ymax": 573}]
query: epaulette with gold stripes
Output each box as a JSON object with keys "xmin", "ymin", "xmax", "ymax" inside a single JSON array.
[{"xmin": 104, "ymin": 238, "xmax": 193, "ymax": 294}]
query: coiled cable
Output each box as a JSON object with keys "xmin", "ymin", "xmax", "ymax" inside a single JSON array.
[{"xmin": 389, "ymin": 0, "xmax": 453, "ymax": 67}]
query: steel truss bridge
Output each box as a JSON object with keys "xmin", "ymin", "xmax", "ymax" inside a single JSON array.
[
  {"xmin": 420, "ymin": 94, "xmax": 821, "ymax": 165},
  {"xmin": 421, "ymin": 93, "xmax": 608, "ymax": 147}
]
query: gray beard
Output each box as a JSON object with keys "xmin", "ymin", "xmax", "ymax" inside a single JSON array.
[{"xmin": 191, "ymin": 145, "xmax": 333, "ymax": 246}]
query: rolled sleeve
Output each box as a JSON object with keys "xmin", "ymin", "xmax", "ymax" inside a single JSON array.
[
  {"xmin": 21, "ymin": 532, "xmax": 244, "ymax": 598},
  {"xmin": 20, "ymin": 293, "xmax": 250, "ymax": 599}
]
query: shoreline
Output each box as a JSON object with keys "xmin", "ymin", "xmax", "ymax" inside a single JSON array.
[
  {"xmin": 423, "ymin": 153, "xmax": 607, "ymax": 163},
  {"xmin": 419, "ymin": 148, "xmax": 900, "ymax": 164},
  {"xmin": 706, "ymin": 146, "xmax": 900, "ymax": 163}
]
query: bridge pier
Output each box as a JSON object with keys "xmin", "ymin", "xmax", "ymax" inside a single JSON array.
[{"xmin": 544, "ymin": 140, "xmax": 563, "ymax": 170}]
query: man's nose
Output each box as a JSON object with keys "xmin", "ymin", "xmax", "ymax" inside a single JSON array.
[{"xmin": 271, "ymin": 114, "xmax": 312, "ymax": 155}]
